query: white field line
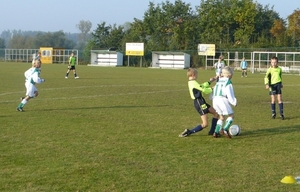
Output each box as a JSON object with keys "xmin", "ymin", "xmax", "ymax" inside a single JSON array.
[
  {"xmin": 0, "ymin": 87, "xmax": 185, "ymax": 104},
  {"xmin": 0, "ymin": 84, "xmax": 182, "ymax": 96},
  {"xmin": 1, "ymin": 83, "xmax": 300, "ymax": 103}
]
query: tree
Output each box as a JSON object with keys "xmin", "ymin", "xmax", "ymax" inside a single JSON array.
[
  {"xmin": 0, "ymin": 38, "xmax": 5, "ymax": 48},
  {"xmin": 197, "ymin": 0, "xmax": 258, "ymax": 47},
  {"xmin": 252, "ymin": 3, "xmax": 281, "ymax": 46},
  {"xmin": 287, "ymin": 9, "xmax": 300, "ymax": 46},
  {"xmin": 141, "ymin": 0, "xmax": 196, "ymax": 51},
  {"xmin": 76, "ymin": 20, "xmax": 92, "ymax": 49},
  {"xmin": 34, "ymin": 31, "xmax": 75, "ymax": 48},
  {"xmin": 270, "ymin": 19, "xmax": 287, "ymax": 46}
]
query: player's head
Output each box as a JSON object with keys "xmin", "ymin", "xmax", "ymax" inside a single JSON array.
[
  {"xmin": 187, "ymin": 68, "xmax": 198, "ymax": 79},
  {"xmin": 33, "ymin": 60, "xmax": 42, "ymax": 68},
  {"xmin": 219, "ymin": 55, "xmax": 224, "ymax": 60},
  {"xmin": 270, "ymin": 56, "xmax": 278, "ymax": 68},
  {"xmin": 222, "ymin": 66, "xmax": 233, "ymax": 78},
  {"xmin": 71, "ymin": 52, "xmax": 74, "ymax": 56}
]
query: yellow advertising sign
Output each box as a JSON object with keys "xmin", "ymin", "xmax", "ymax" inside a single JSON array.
[
  {"xmin": 198, "ymin": 44, "xmax": 215, "ymax": 56},
  {"xmin": 126, "ymin": 43, "xmax": 144, "ymax": 56}
]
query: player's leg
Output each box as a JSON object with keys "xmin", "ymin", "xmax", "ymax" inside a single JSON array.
[
  {"xmin": 65, "ymin": 68, "xmax": 70, "ymax": 78},
  {"xmin": 277, "ymin": 88, "xmax": 284, "ymax": 119},
  {"xmin": 17, "ymin": 85, "xmax": 35, "ymax": 111},
  {"xmin": 208, "ymin": 106, "xmax": 218, "ymax": 135},
  {"xmin": 222, "ymin": 115, "xmax": 234, "ymax": 139},
  {"xmin": 214, "ymin": 115, "xmax": 224, "ymax": 138},
  {"xmin": 270, "ymin": 85, "xmax": 276, "ymax": 118},
  {"xmin": 73, "ymin": 69, "xmax": 79, "ymax": 79},
  {"xmin": 179, "ymin": 100, "xmax": 207, "ymax": 137}
]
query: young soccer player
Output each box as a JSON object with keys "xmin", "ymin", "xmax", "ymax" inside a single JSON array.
[
  {"xmin": 65, "ymin": 52, "xmax": 79, "ymax": 79},
  {"xmin": 212, "ymin": 66, "xmax": 237, "ymax": 138},
  {"xmin": 240, "ymin": 57, "xmax": 248, "ymax": 77},
  {"xmin": 214, "ymin": 55, "xmax": 225, "ymax": 81},
  {"xmin": 264, "ymin": 56, "xmax": 284, "ymax": 120},
  {"xmin": 179, "ymin": 68, "xmax": 218, "ymax": 137},
  {"xmin": 16, "ymin": 60, "xmax": 45, "ymax": 112}
]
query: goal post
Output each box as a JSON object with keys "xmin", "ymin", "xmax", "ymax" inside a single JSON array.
[{"xmin": 251, "ymin": 51, "xmax": 300, "ymax": 74}]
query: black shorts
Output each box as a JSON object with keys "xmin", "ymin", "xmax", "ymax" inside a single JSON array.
[
  {"xmin": 69, "ymin": 65, "xmax": 76, "ymax": 70},
  {"xmin": 194, "ymin": 98, "xmax": 210, "ymax": 116},
  {"xmin": 269, "ymin": 83, "xmax": 282, "ymax": 95}
]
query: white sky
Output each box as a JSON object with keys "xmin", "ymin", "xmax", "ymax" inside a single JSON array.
[{"xmin": 0, "ymin": 0, "xmax": 299, "ymax": 33}]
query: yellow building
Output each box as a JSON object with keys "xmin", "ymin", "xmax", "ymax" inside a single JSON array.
[{"xmin": 40, "ymin": 47, "xmax": 69, "ymax": 64}]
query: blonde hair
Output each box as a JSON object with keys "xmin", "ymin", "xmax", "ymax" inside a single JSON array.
[
  {"xmin": 187, "ymin": 68, "xmax": 198, "ymax": 77},
  {"xmin": 33, "ymin": 60, "xmax": 41, "ymax": 68},
  {"xmin": 222, "ymin": 66, "xmax": 233, "ymax": 77}
]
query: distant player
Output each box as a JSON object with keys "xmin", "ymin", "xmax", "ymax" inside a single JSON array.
[
  {"xmin": 264, "ymin": 56, "xmax": 284, "ymax": 120},
  {"xmin": 240, "ymin": 57, "xmax": 248, "ymax": 77},
  {"xmin": 16, "ymin": 60, "xmax": 45, "ymax": 112},
  {"xmin": 214, "ymin": 55, "xmax": 225, "ymax": 81},
  {"xmin": 65, "ymin": 52, "xmax": 79, "ymax": 79},
  {"xmin": 212, "ymin": 66, "xmax": 237, "ymax": 138}
]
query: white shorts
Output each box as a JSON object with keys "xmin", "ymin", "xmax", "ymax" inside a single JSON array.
[
  {"xmin": 25, "ymin": 82, "xmax": 37, "ymax": 97},
  {"xmin": 213, "ymin": 97, "xmax": 234, "ymax": 115}
]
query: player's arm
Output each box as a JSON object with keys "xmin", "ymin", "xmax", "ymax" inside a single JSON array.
[
  {"xmin": 195, "ymin": 82, "xmax": 213, "ymax": 94},
  {"xmin": 264, "ymin": 68, "xmax": 271, "ymax": 89},
  {"xmin": 225, "ymin": 84, "xmax": 237, "ymax": 106},
  {"xmin": 32, "ymin": 72, "xmax": 45, "ymax": 83}
]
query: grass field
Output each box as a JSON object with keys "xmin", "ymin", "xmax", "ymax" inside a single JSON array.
[{"xmin": 1, "ymin": 62, "xmax": 300, "ymax": 191}]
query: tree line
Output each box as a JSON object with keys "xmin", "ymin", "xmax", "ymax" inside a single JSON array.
[{"xmin": 1, "ymin": 0, "xmax": 300, "ymax": 66}]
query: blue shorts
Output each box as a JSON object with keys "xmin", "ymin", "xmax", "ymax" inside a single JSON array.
[
  {"xmin": 269, "ymin": 83, "xmax": 282, "ymax": 95},
  {"xmin": 194, "ymin": 98, "xmax": 211, "ymax": 116}
]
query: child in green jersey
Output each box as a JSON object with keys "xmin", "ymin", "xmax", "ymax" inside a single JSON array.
[
  {"xmin": 179, "ymin": 68, "xmax": 219, "ymax": 137},
  {"xmin": 264, "ymin": 56, "xmax": 284, "ymax": 120},
  {"xmin": 65, "ymin": 52, "xmax": 79, "ymax": 79}
]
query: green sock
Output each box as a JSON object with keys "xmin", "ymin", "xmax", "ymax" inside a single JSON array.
[
  {"xmin": 223, "ymin": 117, "xmax": 233, "ymax": 131},
  {"xmin": 215, "ymin": 124, "xmax": 222, "ymax": 133},
  {"xmin": 215, "ymin": 120, "xmax": 223, "ymax": 133}
]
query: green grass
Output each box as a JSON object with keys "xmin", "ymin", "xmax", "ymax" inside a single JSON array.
[{"xmin": 1, "ymin": 62, "xmax": 300, "ymax": 191}]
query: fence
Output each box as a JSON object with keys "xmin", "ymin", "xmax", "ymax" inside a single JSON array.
[
  {"xmin": 0, "ymin": 49, "xmax": 299, "ymax": 74},
  {"xmin": 204, "ymin": 51, "xmax": 300, "ymax": 74}
]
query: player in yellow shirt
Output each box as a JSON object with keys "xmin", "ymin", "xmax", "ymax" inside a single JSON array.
[{"xmin": 264, "ymin": 56, "xmax": 284, "ymax": 120}]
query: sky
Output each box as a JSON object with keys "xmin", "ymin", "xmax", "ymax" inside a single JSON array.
[{"xmin": 0, "ymin": 0, "xmax": 299, "ymax": 34}]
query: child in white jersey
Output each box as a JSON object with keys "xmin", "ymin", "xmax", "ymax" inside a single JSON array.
[
  {"xmin": 16, "ymin": 60, "xmax": 45, "ymax": 112},
  {"xmin": 212, "ymin": 66, "xmax": 237, "ymax": 138},
  {"xmin": 214, "ymin": 55, "xmax": 225, "ymax": 81}
]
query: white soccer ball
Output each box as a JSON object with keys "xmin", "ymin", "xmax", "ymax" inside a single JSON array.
[{"xmin": 229, "ymin": 125, "xmax": 241, "ymax": 136}]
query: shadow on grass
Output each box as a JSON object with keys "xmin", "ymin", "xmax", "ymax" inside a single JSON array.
[
  {"xmin": 238, "ymin": 125, "xmax": 300, "ymax": 138},
  {"xmin": 38, "ymin": 104, "xmax": 170, "ymax": 111}
]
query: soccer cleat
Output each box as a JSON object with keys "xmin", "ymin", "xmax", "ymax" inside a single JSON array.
[
  {"xmin": 75, "ymin": 76, "xmax": 79, "ymax": 79},
  {"xmin": 224, "ymin": 130, "xmax": 232, "ymax": 139},
  {"xmin": 280, "ymin": 114, "xmax": 285, "ymax": 120},
  {"xmin": 65, "ymin": 76, "xmax": 68, "ymax": 79},
  {"xmin": 213, "ymin": 132, "xmax": 221, "ymax": 138},
  {"xmin": 272, "ymin": 113, "xmax": 276, "ymax": 119},
  {"xmin": 179, "ymin": 129, "xmax": 191, "ymax": 137},
  {"xmin": 16, "ymin": 107, "xmax": 24, "ymax": 112},
  {"xmin": 208, "ymin": 132, "xmax": 214, "ymax": 135}
]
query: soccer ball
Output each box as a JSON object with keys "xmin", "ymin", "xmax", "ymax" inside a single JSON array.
[{"xmin": 229, "ymin": 125, "xmax": 241, "ymax": 136}]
